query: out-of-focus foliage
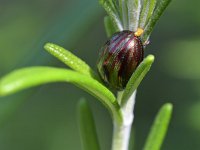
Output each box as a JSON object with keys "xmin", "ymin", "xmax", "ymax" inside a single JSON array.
[{"xmin": 0, "ymin": 0, "xmax": 200, "ymax": 150}]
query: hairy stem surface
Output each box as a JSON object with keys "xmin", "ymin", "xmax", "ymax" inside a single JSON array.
[{"xmin": 111, "ymin": 91, "xmax": 136, "ymax": 150}]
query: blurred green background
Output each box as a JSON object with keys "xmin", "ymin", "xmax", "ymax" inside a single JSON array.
[{"xmin": 0, "ymin": 0, "xmax": 200, "ymax": 150}]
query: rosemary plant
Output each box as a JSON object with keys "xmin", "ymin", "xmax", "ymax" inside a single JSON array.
[{"xmin": 0, "ymin": 0, "xmax": 173, "ymax": 150}]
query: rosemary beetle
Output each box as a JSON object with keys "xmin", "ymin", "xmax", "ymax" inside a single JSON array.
[{"xmin": 97, "ymin": 28, "xmax": 144, "ymax": 90}]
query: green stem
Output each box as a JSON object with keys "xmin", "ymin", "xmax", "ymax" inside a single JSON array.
[
  {"xmin": 112, "ymin": 122, "xmax": 132, "ymax": 150},
  {"xmin": 111, "ymin": 91, "xmax": 136, "ymax": 150}
]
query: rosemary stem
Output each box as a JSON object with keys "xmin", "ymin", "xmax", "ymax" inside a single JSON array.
[{"xmin": 111, "ymin": 91, "xmax": 136, "ymax": 150}]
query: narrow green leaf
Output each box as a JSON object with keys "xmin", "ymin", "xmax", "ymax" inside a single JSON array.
[
  {"xmin": 146, "ymin": 0, "xmax": 157, "ymax": 26},
  {"xmin": 99, "ymin": 0, "xmax": 123, "ymax": 31},
  {"xmin": 108, "ymin": 0, "xmax": 118, "ymax": 12},
  {"xmin": 44, "ymin": 43, "xmax": 98, "ymax": 79},
  {"xmin": 139, "ymin": 0, "xmax": 157, "ymax": 28},
  {"xmin": 121, "ymin": 55, "xmax": 154, "ymax": 106},
  {"xmin": 0, "ymin": 67, "xmax": 122, "ymax": 124},
  {"xmin": 127, "ymin": 0, "xmax": 141, "ymax": 31},
  {"xmin": 142, "ymin": 0, "xmax": 172, "ymax": 42},
  {"xmin": 104, "ymin": 16, "xmax": 117, "ymax": 37},
  {"xmin": 77, "ymin": 99, "xmax": 100, "ymax": 150},
  {"xmin": 139, "ymin": 0, "xmax": 149, "ymax": 28},
  {"xmin": 143, "ymin": 103, "xmax": 173, "ymax": 150},
  {"xmin": 119, "ymin": 0, "xmax": 128, "ymax": 29},
  {"xmin": 111, "ymin": 0, "xmax": 119, "ymax": 13}
]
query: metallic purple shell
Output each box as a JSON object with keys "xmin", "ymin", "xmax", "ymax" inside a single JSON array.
[{"xmin": 97, "ymin": 30, "xmax": 144, "ymax": 90}]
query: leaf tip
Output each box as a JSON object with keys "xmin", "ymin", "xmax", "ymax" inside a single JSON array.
[
  {"xmin": 98, "ymin": 0, "xmax": 104, "ymax": 5},
  {"xmin": 0, "ymin": 80, "xmax": 11, "ymax": 97},
  {"xmin": 162, "ymin": 103, "xmax": 173, "ymax": 112},
  {"xmin": 77, "ymin": 98, "xmax": 93, "ymax": 117},
  {"xmin": 78, "ymin": 98, "xmax": 88, "ymax": 109},
  {"xmin": 44, "ymin": 42, "xmax": 55, "ymax": 52},
  {"xmin": 146, "ymin": 54, "xmax": 155, "ymax": 63}
]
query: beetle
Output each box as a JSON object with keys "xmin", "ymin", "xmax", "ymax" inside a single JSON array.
[{"xmin": 97, "ymin": 29, "xmax": 144, "ymax": 90}]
